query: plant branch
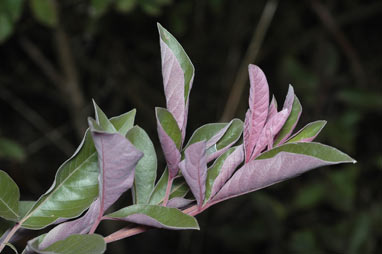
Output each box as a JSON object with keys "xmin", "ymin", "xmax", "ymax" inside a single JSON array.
[
  {"xmin": 104, "ymin": 226, "xmax": 148, "ymax": 244},
  {"xmin": 220, "ymin": 0, "xmax": 278, "ymax": 122},
  {"xmin": 308, "ymin": 0, "xmax": 366, "ymax": 86},
  {"xmin": 0, "ymin": 223, "xmax": 21, "ymax": 253},
  {"xmin": 162, "ymin": 175, "xmax": 174, "ymax": 206}
]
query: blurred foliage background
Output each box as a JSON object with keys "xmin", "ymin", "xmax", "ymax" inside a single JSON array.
[{"xmin": 1, "ymin": 0, "xmax": 382, "ymax": 253}]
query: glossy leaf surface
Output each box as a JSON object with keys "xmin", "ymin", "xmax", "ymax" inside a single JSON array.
[
  {"xmin": 0, "ymin": 170, "xmax": 19, "ymax": 221},
  {"xmin": 21, "ymin": 104, "xmax": 132, "ymax": 229},
  {"xmin": 21, "ymin": 129, "xmax": 99, "ymax": 229},
  {"xmin": 106, "ymin": 204, "xmax": 199, "ymax": 230}
]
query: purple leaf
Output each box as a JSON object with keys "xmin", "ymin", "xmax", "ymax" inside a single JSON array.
[
  {"xmin": 283, "ymin": 85, "xmax": 295, "ymax": 113},
  {"xmin": 206, "ymin": 119, "xmax": 243, "ymax": 163},
  {"xmin": 39, "ymin": 202, "xmax": 99, "ymax": 249},
  {"xmin": 157, "ymin": 120, "xmax": 181, "ymax": 178},
  {"xmin": 158, "ymin": 24, "xmax": 195, "ymax": 142},
  {"xmin": 244, "ymin": 65, "xmax": 269, "ymax": 163},
  {"xmin": 250, "ymin": 109, "xmax": 289, "ymax": 160},
  {"xmin": 160, "ymin": 39, "xmax": 186, "ymax": 133},
  {"xmin": 39, "ymin": 122, "xmax": 143, "ymax": 249},
  {"xmin": 267, "ymin": 95, "xmax": 278, "ymax": 121},
  {"xmin": 179, "ymin": 141, "xmax": 208, "ymax": 208},
  {"xmin": 209, "ymin": 145, "xmax": 244, "ymax": 199},
  {"xmin": 90, "ymin": 125, "xmax": 143, "ymax": 214},
  {"xmin": 274, "ymin": 94, "xmax": 302, "ymax": 145},
  {"xmin": 212, "ymin": 143, "xmax": 355, "ymax": 204},
  {"xmin": 156, "ymin": 107, "xmax": 182, "ymax": 178},
  {"xmin": 105, "ymin": 204, "xmax": 199, "ymax": 230},
  {"xmin": 167, "ymin": 197, "xmax": 194, "ymax": 209}
]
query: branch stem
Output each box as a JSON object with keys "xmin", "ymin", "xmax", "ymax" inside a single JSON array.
[
  {"xmin": 0, "ymin": 223, "xmax": 21, "ymax": 253},
  {"xmin": 162, "ymin": 175, "xmax": 174, "ymax": 206}
]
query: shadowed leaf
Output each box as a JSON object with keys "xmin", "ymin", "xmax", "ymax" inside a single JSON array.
[{"xmin": 0, "ymin": 170, "xmax": 19, "ymax": 221}]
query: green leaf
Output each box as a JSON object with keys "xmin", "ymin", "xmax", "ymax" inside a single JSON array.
[
  {"xmin": 30, "ymin": 0, "xmax": 58, "ymax": 27},
  {"xmin": 205, "ymin": 147, "xmax": 236, "ymax": 202},
  {"xmin": 20, "ymin": 130, "xmax": 99, "ymax": 229},
  {"xmin": 91, "ymin": 0, "xmax": 112, "ymax": 17},
  {"xmin": 0, "ymin": 0, "xmax": 24, "ymax": 22},
  {"xmin": 109, "ymin": 109, "xmax": 136, "ymax": 136},
  {"xmin": 126, "ymin": 126, "xmax": 157, "ymax": 204},
  {"xmin": 287, "ymin": 120, "xmax": 327, "ymax": 143},
  {"xmin": 26, "ymin": 234, "xmax": 106, "ymax": 254},
  {"xmin": 157, "ymin": 23, "xmax": 194, "ymax": 103},
  {"xmin": 0, "ymin": 137, "xmax": 26, "ymax": 161},
  {"xmin": 106, "ymin": 204, "xmax": 199, "ymax": 230},
  {"xmin": 92, "ymin": 100, "xmax": 116, "ymax": 133},
  {"xmin": 115, "ymin": 0, "xmax": 136, "ymax": 13},
  {"xmin": 274, "ymin": 95, "xmax": 302, "ymax": 146},
  {"xmin": 156, "ymin": 107, "xmax": 182, "ymax": 149},
  {"xmin": 19, "ymin": 201, "xmax": 34, "ymax": 218},
  {"xmin": 0, "ymin": 170, "xmax": 19, "ymax": 221},
  {"xmin": 257, "ymin": 142, "xmax": 356, "ymax": 163},
  {"xmin": 185, "ymin": 123, "xmax": 228, "ymax": 149},
  {"xmin": 0, "ymin": 14, "xmax": 13, "ymax": 43},
  {"xmin": 216, "ymin": 119, "xmax": 243, "ymax": 150},
  {"xmin": 20, "ymin": 105, "xmax": 128, "ymax": 229},
  {"xmin": 148, "ymin": 169, "xmax": 189, "ymax": 205},
  {"xmin": 169, "ymin": 178, "xmax": 188, "ymax": 200}
]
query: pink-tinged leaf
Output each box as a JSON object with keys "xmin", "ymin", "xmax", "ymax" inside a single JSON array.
[
  {"xmin": 39, "ymin": 202, "xmax": 100, "ymax": 249},
  {"xmin": 179, "ymin": 141, "xmax": 208, "ymax": 208},
  {"xmin": 267, "ymin": 95, "xmax": 278, "ymax": 121},
  {"xmin": 274, "ymin": 89, "xmax": 302, "ymax": 146},
  {"xmin": 160, "ymin": 39, "xmax": 185, "ymax": 133},
  {"xmin": 167, "ymin": 197, "xmax": 194, "ymax": 209},
  {"xmin": 212, "ymin": 142, "xmax": 356, "ymax": 203},
  {"xmin": 157, "ymin": 121, "xmax": 181, "ymax": 179},
  {"xmin": 286, "ymin": 120, "xmax": 327, "ymax": 143},
  {"xmin": 250, "ymin": 109, "xmax": 289, "ymax": 160},
  {"xmin": 244, "ymin": 64, "xmax": 269, "ymax": 163},
  {"xmin": 156, "ymin": 108, "xmax": 182, "ymax": 178},
  {"xmin": 209, "ymin": 145, "xmax": 244, "ymax": 200},
  {"xmin": 105, "ymin": 204, "xmax": 199, "ymax": 230},
  {"xmin": 282, "ymin": 85, "xmax": 295, "ymax": 113},
  {"xmin": 207, "ymin": 119, "xmax": 243, "ymax": 162},
  {"xmin": 90, "ymin": 121, "xmax": 143, "ymax": 214},
  {"xmin": 158, "ymin": 24, "xmax": 195, "ymax": 142},
  {"xmin": 39, "ymin": 121, "xmax": 143, "ymax": 249}
]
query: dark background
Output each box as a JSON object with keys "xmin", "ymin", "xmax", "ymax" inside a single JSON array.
[{"xmin": 1, "ymin": 0, "xmax": 381, "ymax": 253}]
